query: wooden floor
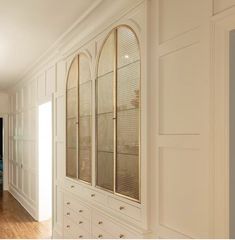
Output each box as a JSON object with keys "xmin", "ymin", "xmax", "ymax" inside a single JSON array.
[{"xmin": 0, "ymin": 191, "xmax": 51, "ymax": 239}]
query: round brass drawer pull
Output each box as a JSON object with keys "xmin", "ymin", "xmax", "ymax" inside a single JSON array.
[
  {"xmin": 98, "ymin": 221, "xmax": 103, "ymax": 225},
  {"xmin": 78, "ymin": 235, "xmax": 83, "ymax": 238},
  {"xmin": 79, "ymin": 221, "xmax": 83, "ymax": 224},
  {"xmin": 79, "ymin": 210, "xmax": 83, "ymax": 213},
  {"xmin": 66, "ymin": 212, "xmax": 70, "ymax": 216},
  {"xmin": 119, "ymin": 234, "xmax": 124, "ymax": 238},
  {"xmin": 70, "ymin": 185, "xmax": 75, "ymax": 188},
  {"xmin": 119, "ymin": 206, "xmax": 125, "ymax": 210},
  {"xmin": 91, "ymin": 193, "xmax": 95, "ymax": 197},
  {"xmin": 98, "ymin": 234, "xmax": 103, "ymax": 238},
  {"xmin": 66, "ymin": 225, "xmax": 70, "ymax": 228},
  {"xmin": 66, "ymin": 202, "xmax": 70, "ymax": 205}
]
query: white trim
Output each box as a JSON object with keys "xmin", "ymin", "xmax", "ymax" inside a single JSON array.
[
  {"xmin": 211, "ymin": 10, "xmax": 235, "ymax": 238},
  {"xmin": 9, "ymin": 184, "xmax": 37, "ymax": 219}
]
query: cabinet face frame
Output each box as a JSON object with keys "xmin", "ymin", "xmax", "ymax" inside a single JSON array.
[
  {"xmin": 211, "ymin": 9, "xmax": 235, "ymax": 237},
  {"xmin": 65, "ymin": 53, "xmax": 92, "ymax": 185},
  {"xmin": 95, "ymin": 24, "xmax": 141, "ymax": 203}
]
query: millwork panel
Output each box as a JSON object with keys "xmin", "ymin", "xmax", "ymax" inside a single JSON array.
[
  {"xmin": 46, "ymin": 66, "xmax": 56, "ymax": 97},
  {"xmin": 159, "ymin": 43, "xmax": 201, "ymax": 135},
  {"xmin": 156, "ymin": 0, "xmax": 211, "ymax": 238},
  {"xmin": 55, "ymin": 142, "xmax": 64, "ymax": 181},
  {"xmin": 37, "ymin": 73, "xmax": 46, "ymax": 101},
  {"xmin": 159, "ymin": 147, "xmax": 209, "ymax": 238},
  {"xmin": 55, "ymin": 96, "xmax": 65, "ymax": 141},
  {"xmin": 159, "ymin": 0, "xmax": 204, "ymax": 43}
]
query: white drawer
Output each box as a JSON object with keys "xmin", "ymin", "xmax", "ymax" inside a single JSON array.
[
  {"xmin": 92, "ymin": 225, "xmax": 114, "ymax": 239},
  {"xmin": 87, "ymin": 189, "xmax": 107, "ymax": 205},
  {"xmin": 92, "ymin": 211, "xmax": 139, "ymax": 239},
  {"xmin": 64, "ymin": 180, "xmax": 107, "ymax": 206},
  {"xmin": 64, "ymin": 194, "xmax": 91, "ymax": 220},
  {"xmin": 63, "ymin": 217, "xmax": 90, "ymax": 239},
  {"xmin": 64, "ymin": 206, "xmax": 90, "ymax": 233},
  {"xmin": 107, "ymin": 196, "xmax": 141, "ymax": 221},
  {"xmin": 64, "ymin": 179, "xmax": 83, "ymax": 193}
]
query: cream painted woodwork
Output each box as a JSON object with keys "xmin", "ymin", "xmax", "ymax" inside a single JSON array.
[
  {"xmin": 62, "ymin": 2, "xmax": 148, "ymax": 237},
  {"xmin": 151, "ymin": 0, "xmax": 213, "ymax": 238},
  {"xmin": 213, "ymin": 0, "xmax": 235, "ymax": 14},
  {"xmin": 8, "ymin": 62, "xmax": 56, "ymax": 219},
  {"xmin": 211, "ymin": 7, "xmax": 235, "ymax": 238}
]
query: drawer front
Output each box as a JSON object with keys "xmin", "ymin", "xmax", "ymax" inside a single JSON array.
[
  {"xmin": 64, "ymin": 180, "xmax": 107, "ymax": 206},
  {"xmin": 92, "ymin": 211, "xmax": 139, "ymax": 239},
  {"xmin": 87, "ymin": 189, "xmax": 107, "ymax": 205},
  {"xmin": 64, "ymin": 206, "xmax": 90, "ymax": 233},
  {"xmin": 64, "ymin": 194, "xmax": 91, "ymax": 220},
  {"xmin": 64, "ymin": 180, "xmax": 83, "ymax": 194},
  {"xmin": 92, "ymin": 225, "xmax": 114, "ymax": 239},
  {"xmin": 63, "ymin": 217, "xmax": 90, "ymax": 239},
  {"xmin": 107, "ymin": 197, "xmax": 141, "ymax": 220}
]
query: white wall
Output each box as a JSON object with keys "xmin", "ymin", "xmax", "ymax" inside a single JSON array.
[{"xmin": 0, "ymin": 93, "xmax": 9, "ymax": 113}]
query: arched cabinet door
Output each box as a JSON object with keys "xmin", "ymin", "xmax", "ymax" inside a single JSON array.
[
  {"xmin": 66, "ymin": 54, "xmax": 92, "ymax": 183},
  {"xmin": 96, "ymin": 26, "xmax": 141, "ymax": 201}
]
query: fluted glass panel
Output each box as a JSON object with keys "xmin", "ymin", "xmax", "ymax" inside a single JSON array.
[
  {"xmin": 116, "ymin": 27, "xmax": 140, "ymax": 200},
  {"xmin": 66, "ymin": 57, "xmax": 78, "ymax": 178},
  {"xmin": 78, "ymin": 54, "xmax": 92, "ymax": 183},
  {"xmin": 96, "ymin": 32, "xmax": 115, "ymax": 190}
]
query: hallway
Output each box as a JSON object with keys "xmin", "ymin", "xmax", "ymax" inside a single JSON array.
[{"xmin": 0, "ymin": 191, "xmax": 51, "ymax": 238}]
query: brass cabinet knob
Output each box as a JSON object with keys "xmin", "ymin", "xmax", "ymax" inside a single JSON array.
[
  {"xmin": 79, "ymin": 209, "xmax": 83, "ymax": 213},
  {"xmin": 66, "ymin": 202, "xmax": 70, "ymax": 205},
  {"xmin": 119, "ymin": 206, "xmax": 125, "ymax": 210},
  {"xmin": 119, "ymin": 234, "xmax": 124, "ymax": 238},
  {"xmin": 66, "ymin": 212, "xmax": 70, "ymax": 216},
  {"xmin": 66, "ymin": 225, "xmax": 70, "ymax": 228},
  {"xmin": 78, "ymin": 235, "xmax": 83, "ymax": 238},
  {"xmin": 98, "ymin": 221, "xmax": 103, "ymax": 225},
  {"xmin": 70, "ymin": 185, "xmax": 75, "ymax": 188},
  {"xmin": 98, "ymin": 234, "xmax": 103, "ymax": 238},
  {"xmin": 91, "ymin": 193, "xmax": 95, "ymax": 197},
  {"xmin": 79, "ymin": 221, "xmax": 83, "ymax": 224}
]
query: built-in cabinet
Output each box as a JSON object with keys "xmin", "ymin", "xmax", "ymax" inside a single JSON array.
[{"xmin": 63, "ymin": 2, "xmax": 147, "ymax": 239}]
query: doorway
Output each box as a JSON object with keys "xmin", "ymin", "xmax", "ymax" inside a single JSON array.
[{"xmin": 38, "ymin": 101, "xmax": 52, "ymax": 222}]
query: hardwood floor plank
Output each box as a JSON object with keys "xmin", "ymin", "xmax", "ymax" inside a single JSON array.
[{"xmin": 0, "ymin": 191, "xmax": 51, "ymax": 239}]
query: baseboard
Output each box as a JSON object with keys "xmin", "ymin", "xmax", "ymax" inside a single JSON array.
[
  {"xmin": 52, "ymin": 225, "xmax": 63, "ymax": 239},
  {"xmin": 9, "ymin": 185, "xmax": 37, "ymax": 220}
]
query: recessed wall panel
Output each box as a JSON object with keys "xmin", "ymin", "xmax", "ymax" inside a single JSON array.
[
  {"xmin": 159, "ymin": 147, "xmax": 209, "ymax": 238},
  {"xmin": 46, "ymin": 66, "xmax": 56, "ymax": 96},
  {"xmin": 159, "ymin": 44, "xmax": 200, "ymax": 134}
]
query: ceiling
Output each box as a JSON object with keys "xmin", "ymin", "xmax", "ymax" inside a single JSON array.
[{"xmin": 0, "ymin": 0, "xmax": 95, "ymax": 90}]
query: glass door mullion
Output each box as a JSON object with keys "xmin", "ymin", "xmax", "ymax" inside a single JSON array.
[
  {"xmin": 113, "ymin": 29, "xmax": 118, "ymax": 193},
  {"xmin": 76, "ymin": 55, "xmax": 79, "ymax": 179}
]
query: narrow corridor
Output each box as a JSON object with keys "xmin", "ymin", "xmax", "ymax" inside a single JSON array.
[{"xmin": 0, "ymin": 191, "xmax": 51, "ymax": 238}]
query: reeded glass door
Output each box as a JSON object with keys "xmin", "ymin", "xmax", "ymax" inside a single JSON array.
[
  {"xmin": 66, "ymin": 57, "xmax": 78, "ymax": 179},
  {"xmin": 66, "ymin": 54, "xmax": 92, "ymax": 183},
  {"xmin": 96, "ymin": 26, "xmax": 140, "ymax": 201}
]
